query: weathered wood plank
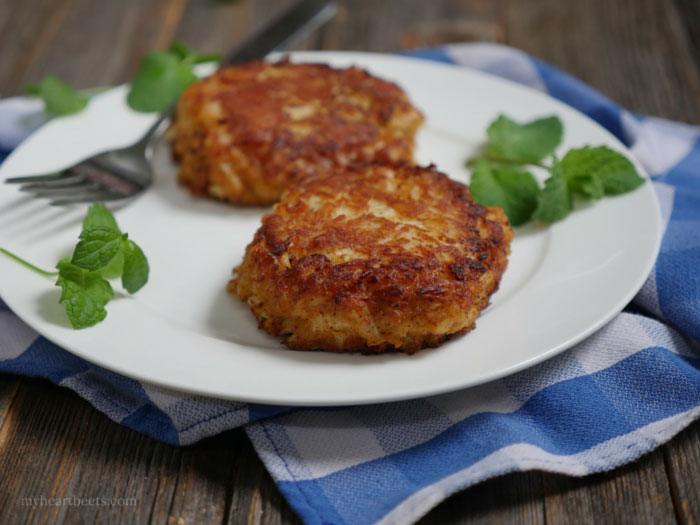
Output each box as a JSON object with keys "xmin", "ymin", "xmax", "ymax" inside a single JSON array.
[
  {"xmin": 542, "ymin": 449, "xmax": 677, "ymax": 524},
  {"xmin": 224, "ymin": 430, "xmax": 303, "ymax": 525},
  {"xmin": 0, "ymin": 377, "xmax": 242, "ymax": 524},
  {"xmin": 0, "ymin": 0, "xmax": 189, "ymax": 95},
  {"xmin": 174, "ymin": 0, "xmax": 254, "ymax": 60},
  {"xmin": 0, "ymin": 0, "xmax": 73, "ymax": 95},
  {"xmin": 150, "ymin": 431, "xmax": 238, "ymax": 525},
  {"xmin": 0, "ymin": 379, "xmax": 94, "ymax": 524},
  {"xmin": 416, "ymin": 472, "xmax": 545, "ymax": 525},
  {"xmin": 664, "ymin": 423, "xmax": 700, "ymax": 524},
  {"xmin": 673, "ymin": 0, "xmax": 700, "ymax": 71},
  {"xmin": 504, "ymin": 0, "xmax": 700, "ymax": 123},
  {"xmin": 0, "ymin": 375, "xmax": 21, "ymax": 433}
]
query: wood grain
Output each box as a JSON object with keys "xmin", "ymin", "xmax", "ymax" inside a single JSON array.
[
  {"xmin": 0, "ymin": 0, "xmax": 699, "ymax": 523},
  {"xmin": 504, "ymin": 0, "xmax": 700, "ymax": 123},
  {"xmin": 416, "ymin": 471, "xmax": 545, "ymax": 525},
  {"xmin": 0, "ymin": 375, "xmax": 20, "ymax": 433},
  {"xmin": 664, "ymin": 423, "xmax": 700, "ymax": 524},
  {"xmin": 542, "ymin": 451, "xmax": 676, "ymax": 524}
]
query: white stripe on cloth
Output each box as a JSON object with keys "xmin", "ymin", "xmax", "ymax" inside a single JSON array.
[
  {"xmin": 444, "ymin": 42, "xmax": 547, "ymax": 92},
  {"xmin": 60, "ymin": 370, "xmax": 145, "ymax": 422},
  {"xmin": 0, "ymin": 97, "xmax": 46, "ymax": 150},
  {"xmin": 249, "ymin": 313, "xmax": 693, "ymax": 482},
  {"xmin": 621, "ymin": 111, "xmax": 700, "ymax": 177},
  {"xmin": 0, "ymin": 307, "xmax": 39, "ymax": 361},
  {"xmin": 255, "ymin": 410, "xmax": 386, "ymax": 480},
  {"xmin": 375, "ymin": 405, "xmax": 700, "ymax": 525}
]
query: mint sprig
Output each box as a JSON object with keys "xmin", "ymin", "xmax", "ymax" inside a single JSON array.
[
  {"xmin": 1, "ymin": 203, "xmax": 149, "ymax": 329},
  {"xmin": 468, "ymin": 115, "xmax": 645, "ymax": 225}
]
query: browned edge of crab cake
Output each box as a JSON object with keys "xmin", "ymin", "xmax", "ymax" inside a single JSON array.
[
  {"xmin": 171, "ymin": 59, "xmax": 424, "ymax": 205},
  {"xmin": 229, "ymin": 161, "xmax": 514, "ymax": 354}
]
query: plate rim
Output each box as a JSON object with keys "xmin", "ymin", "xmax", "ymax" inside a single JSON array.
[{"xmin": 0, "ymin": 50, "xmax": 663, "ymax": 406}]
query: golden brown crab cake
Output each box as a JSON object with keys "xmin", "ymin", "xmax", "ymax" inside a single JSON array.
[
  {"xmin": 229, "ymin": 162, "xmax": 514, "ymax": 354},
  {"xmin": 171, "ymin": 60, "xmax": 424, "ymax": 205}
]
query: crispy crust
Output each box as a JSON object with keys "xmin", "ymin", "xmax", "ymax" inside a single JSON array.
[
  {"xmin": 171, "ymin": 60, "xmax": 424, "ymax": 205},
  {"xmin": 230, "ymin": 162, "xmax": 514, "ymax": 354}
]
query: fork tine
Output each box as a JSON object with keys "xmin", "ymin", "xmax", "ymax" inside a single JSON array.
[
  {"xmin": 49, "ymin": 190, "xmax": 127, "ymax": 206},
  {"xmin": 21, "ymin": 181, "xmax": 102, "ymax": 197},
  {"xmin": 5, "ymin": 172, "xmax": 75, "ymax": 184},
  {"xmin": 18, "ymin": 173, "xmax": 88, "ymax": 189}
]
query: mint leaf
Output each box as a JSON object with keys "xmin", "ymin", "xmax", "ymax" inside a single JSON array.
[
  {"xmin": 71, "ymin": 226, "xmax": 123, "ymax": 271},
  {"xmin": 487, "ymin": 115, "xmax": 563, "ymax": 163},
  {"xmin": 568, "ymin": 171, "xmax": 605, "ymax": 199},
  {"xmin": 469, "ymin": 161, "xmax": 540, "ymax": 226},
  {"xmin": 56, "ymin": 258, "xmax": 114, "ymax": 329},
  {"xmin": 122, "ymin": 241, "xmax": 149, "ymax": 293},
  {"xmin": 533, "ymin": 168, "xmax": 572, "ymax": 223},
  {"xmin": 25, "ymin": 75, "xmax": 88, "ymax": 117},
  {"xmin": 560, "ymin": 145, "xmax": 644, "ymax": 196},
  {"xmin": 81, "ymin": 204, "xmax": 124, "ymax": 278},
  {"xmin": 83, "ymin": 203, "xmax": 120, "ymax": 231},
  {"xmin": 100, "ymin": 249, "xmax": 125, "ymax": 280},
  {"xmin": 127, "ymin": 51, "xmax": 198, "ymax": 112}
]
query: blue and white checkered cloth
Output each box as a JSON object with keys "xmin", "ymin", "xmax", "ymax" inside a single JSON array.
[{"xmin": 1, "ymin": 43, "xmax": 700, "ymax": 524}]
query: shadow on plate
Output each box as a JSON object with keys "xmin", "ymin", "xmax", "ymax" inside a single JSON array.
[
  {"xmin": 149, "ymin": 137, "xmax": 271, "ymax": 220},
  {"xmin": 204, "ymin": 285, "xmax": 439, "ymax": 366},
  {"xmin": 35, "ymin": 289, "xmax": 72, "ymax": 329}
]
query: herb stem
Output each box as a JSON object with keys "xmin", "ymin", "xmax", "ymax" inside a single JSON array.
[{"xmin": 0, "ymin": 248, "xmax": 58, "ymax": 277}]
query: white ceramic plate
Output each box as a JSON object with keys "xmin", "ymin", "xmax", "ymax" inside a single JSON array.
[{"xmin": 0, "ymin": 51, "xmax": 662, "ymax": 406}]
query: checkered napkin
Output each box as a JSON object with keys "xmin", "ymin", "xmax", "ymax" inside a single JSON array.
[{"xmin": 1, "ymin": 43, "xmax": 699, "ymax": 524}]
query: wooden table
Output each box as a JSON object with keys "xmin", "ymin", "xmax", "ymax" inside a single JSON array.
[{"xmin": 1, "ymin": 0, "xmax": 699, "ymax": 523}]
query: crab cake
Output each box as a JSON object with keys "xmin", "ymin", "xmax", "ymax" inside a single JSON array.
[
  {"xmin": 171, "ymin": 60, "xmax": 424, "ymax": 205},
  {"xmin": 229, "ymin": 162, "xmax": 514, "ymax": 354}
]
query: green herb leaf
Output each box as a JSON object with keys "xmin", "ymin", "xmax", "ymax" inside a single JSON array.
[
  {"xmin": 81, "ymin": 203, "xmax": 124, "ymax": 278},
  {"xmin": 560, "ymin": 145, "xmax": 644, "ymax": 196},
  {"xmin": 25, "ymin": 75, "xmax": 88, "ymax": 116},
  {"xmin": 487, "ymin": 115, "xmax": 563, "ymax": 163},
  {"xmin": 122, "ymin": 241, "xmax": 149, "ymax": 293},
  {"xmin": 100, "ymin": 249, "xmax": 125, "ymax": 280},
  {"xmin": 469, "ymin": 161, "xmax": 540, "ymax": 226},
  {"xmin": 83, "ymin": 203, "xmax": 120, "ymax": 231},
  {"xmin": 56, "ymin": 257, "xmax": 114, "ymax": 329},
  {"xmin": 71, "ymin": 226, "xmax": 124, "ymax": 271},
  {"xmin": 533, "ymin": 166, "xmax": 572, "ymax": 223},
  {"xmin": 127, "ymin": 50, "xmax": 198, "ymax": 112}
]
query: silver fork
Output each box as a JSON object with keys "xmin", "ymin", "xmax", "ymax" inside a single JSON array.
[
  {"xmin": 4, "ymin": 0, "xmax": 336, "ymax": 206},
  {"xmin": 6, "ymin": 113, "xmax": 168, "ymax": 206}
]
